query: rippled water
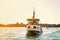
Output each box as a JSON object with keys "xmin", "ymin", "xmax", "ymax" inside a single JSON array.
[{"xmin": 0, "ymin": 27, "xmax": 60, "ymax": 40}]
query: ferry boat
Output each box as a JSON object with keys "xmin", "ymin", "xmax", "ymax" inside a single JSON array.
[{"xmin": 26, "ymin": 9, "xmax": 43, "ymax": 37}]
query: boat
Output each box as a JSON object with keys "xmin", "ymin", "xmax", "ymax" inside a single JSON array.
[{"xmin": 26, "ymin": 9, "xmax": 43, "ymax": 37}]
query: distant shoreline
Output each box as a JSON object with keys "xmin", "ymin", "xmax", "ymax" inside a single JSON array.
[{"xmin": 0, "ymin": 23, "xmax": 60, "ymax": 27}]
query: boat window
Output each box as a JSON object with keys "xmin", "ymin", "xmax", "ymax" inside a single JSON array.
[
  {"xmin": 28, "ymin": 26, "xmax": 30, "ymax": 28},
  {"xmin": 33, "ymin": 26, "xmax": 36, "ymax": 29}
]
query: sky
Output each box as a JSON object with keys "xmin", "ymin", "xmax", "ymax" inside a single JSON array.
[{"xmin": 0, "ymin": 0, "xmax": 60, "ymax": 24}]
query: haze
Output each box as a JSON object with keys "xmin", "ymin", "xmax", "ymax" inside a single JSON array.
[{"xmin": 0, "ymin": 0, "xmax": 60, "ymax": 24}]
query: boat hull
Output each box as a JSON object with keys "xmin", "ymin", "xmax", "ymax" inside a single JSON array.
[{"xmin": 26, "ymin": 30, "xmax": 42, "ymax": 37}]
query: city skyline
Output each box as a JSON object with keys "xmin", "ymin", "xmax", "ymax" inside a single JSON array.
[{"xmin": 0, "ymin": 0, "xmax": 60, "ymax": 24}]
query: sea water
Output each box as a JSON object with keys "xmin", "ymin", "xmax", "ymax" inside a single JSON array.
[{"xmin": 0, "ymin": 27, "xmax": 60, "ymax": 40}]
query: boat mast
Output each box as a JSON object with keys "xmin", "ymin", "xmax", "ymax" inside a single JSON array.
[
  {"xmin": 32, "ymin": 8, "xmax": 35, "ymax": 19},
  {"xmin": 32, "ymin": 7, "xmax": 35, "ymax": 23}
]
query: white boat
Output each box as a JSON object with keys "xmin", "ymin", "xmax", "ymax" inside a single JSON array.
[{"xmin": 26, "ymin": 9, "xmax": 43, "ymax": 37}]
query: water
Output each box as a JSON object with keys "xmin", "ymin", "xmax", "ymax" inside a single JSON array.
[{"xmin": 0, "ymin": 27, "xmax": 60, "ymax": 40}]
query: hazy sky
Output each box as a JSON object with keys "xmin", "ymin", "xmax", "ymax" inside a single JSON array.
[{"xmin": 0, "ymin": 0, "xmax": 60, "ymax": 24}]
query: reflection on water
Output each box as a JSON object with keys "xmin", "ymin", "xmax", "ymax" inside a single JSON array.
[{"xmin": 0, "ymin": 27, "xmax": 60, "ymax": 40}]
